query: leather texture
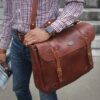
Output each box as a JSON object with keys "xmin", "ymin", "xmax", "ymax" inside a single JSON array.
[
  {"xmin": 30, "ymin": 0, "xmax": 39, "ymax": 29},
  {"xmin": 29, "ymin": 21, "xmax": 96, "ymax": 93}
]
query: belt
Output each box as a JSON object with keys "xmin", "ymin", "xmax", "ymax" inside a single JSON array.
[{"xmin": 16, "ymin": 30, "xmax": 25, "ymax": 42}]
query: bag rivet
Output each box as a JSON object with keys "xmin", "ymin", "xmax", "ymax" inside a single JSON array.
[
  {"xmin": 48, "ymin": 21, "xmax": 51, "ymax": 24},
  {"xmin": 67, "ymin": 41, "xmax": 74, "ymax": 46},
  {"xmin": 32, "ymin": 23, "xmax": 35, "ymax": 26}
]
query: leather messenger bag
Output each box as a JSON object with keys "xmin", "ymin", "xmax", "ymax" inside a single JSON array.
[{"xmin": 29, "ymin": 0, "xmax": 96, "ymax": 93}]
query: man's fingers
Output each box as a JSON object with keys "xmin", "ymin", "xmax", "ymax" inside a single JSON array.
[
  {"xmin": 24, "ymin": 35, "xmax": 33, "ymax": 42},
  {"xmin": 24, "ymin": 33, "xmax": 32, "ymax": 40},
  {"xmin": 25, "ymin": 37, "xmax": 36, "ymax": 43},
  {"xmin": 25, "ymin": 30, "xmax": 34, "ymax": 38},
  {"xmin": 24, "ymin": 31, "xmax": 31, "ymax": 38},
  {"xmin": 24, "ymin": 32, "xmax": 37, "ymax": 45},
  {"xmin": 24, "ymin": 33, "xmax": 35, "ymax": 42},
  {"xmin": 25, "ymin": 39, "xmax": 37, "ymax": 45}
]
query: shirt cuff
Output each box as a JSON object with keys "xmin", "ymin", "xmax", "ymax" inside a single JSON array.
[{"xmin": 50, "ymin": 20, "xmax": 67, "ymax": 33}]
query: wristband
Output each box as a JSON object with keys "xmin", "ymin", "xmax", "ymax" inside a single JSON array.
[{"xmin": 45, "ymin": 26, "xmax": 56, "ymax": 37}]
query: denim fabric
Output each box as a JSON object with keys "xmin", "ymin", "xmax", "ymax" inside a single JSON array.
[{"xmin": 10, "ymin": 30, "xmax": 58, "ymax": 100}]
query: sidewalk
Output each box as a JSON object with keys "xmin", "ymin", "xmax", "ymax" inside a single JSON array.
[{"xmin": 0, "ymin": 56, "xmax": 100, "ymax": 100}]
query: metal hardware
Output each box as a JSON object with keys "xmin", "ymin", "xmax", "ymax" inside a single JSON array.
[{"xmin": 67, "ymin": 41, "xmax": 74, "ymax": 46}]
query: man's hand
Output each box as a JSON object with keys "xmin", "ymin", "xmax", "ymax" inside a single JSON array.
[
  {"xmin": 0, "ymin": 53, "xmax": 6, "ymax": 64},
  {"xmin": 24, "ymin": 28, "xmax": 51, "ymax": 45}
]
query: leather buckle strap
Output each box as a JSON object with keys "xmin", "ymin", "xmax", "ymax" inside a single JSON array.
[
  {"xmin": 16, "ymin": 31, "xmax": 25, "ymax": 42},
  {"xmin": 30, "ymin": 0, "xmax": 39, "ymax": 29},
  {"xmin": 50, "ymin": 46, "xmax": 63, "ymax": 83}
]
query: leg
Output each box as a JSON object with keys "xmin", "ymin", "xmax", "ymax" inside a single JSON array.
[
  {"xmin": 10, "ymin": 32, "xmax": 32, "ymax": 100},
  {"xmin": 10, "ymin": 31, "xmax": 58, "ymax": 100},
  {"xmin": 39, "ymin": 90, "xmax": 58, "ymax": 100}
]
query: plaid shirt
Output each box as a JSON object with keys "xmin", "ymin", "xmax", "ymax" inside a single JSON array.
[{"xmin": 0, "ymin": 0, "xmax": 84, "ymax": 49}]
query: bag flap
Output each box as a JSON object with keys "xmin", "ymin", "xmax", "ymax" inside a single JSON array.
[{"xmin": 34, "ymin": 21, "xmax": 95, "ymax": 62}]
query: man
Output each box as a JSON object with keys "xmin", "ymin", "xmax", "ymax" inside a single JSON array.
[{"xmin": 0, "ymin": 0, "xmax": 84, "ymax": 100}]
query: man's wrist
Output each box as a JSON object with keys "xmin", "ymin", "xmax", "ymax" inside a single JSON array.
[{"xmin": 45, "ymin": 26, "xmax": 57, "ymax": 37}]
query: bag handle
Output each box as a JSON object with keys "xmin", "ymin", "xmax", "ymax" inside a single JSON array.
[{"xmin": 30, "ymin": 0, "xmax": 39, "ymax": 29}]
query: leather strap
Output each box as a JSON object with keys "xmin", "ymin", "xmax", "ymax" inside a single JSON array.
[
  {"xmin": 50, "ymin": 47, "xmax": 63, "ymax": 83},
  {"xmin": 75, "ymin": 26, "xmax": 93, "ymax": 67},
  {"xmin": 30, "ymin": 0, "xmax": 39, "ymax": 29}
]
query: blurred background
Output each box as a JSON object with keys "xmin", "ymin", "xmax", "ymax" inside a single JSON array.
[{"xmin": 0, "ymin": 0, "xmax": 100, "ymax": 100}]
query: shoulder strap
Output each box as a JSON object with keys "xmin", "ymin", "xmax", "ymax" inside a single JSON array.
[{"xmin": 30, "ymin": 0, "xmax": 39, "ymax": 29}]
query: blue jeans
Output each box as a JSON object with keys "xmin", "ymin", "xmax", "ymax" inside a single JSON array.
[{"xmin": 10, "ymin": 30, "xmax": 58, "ymax": 100}]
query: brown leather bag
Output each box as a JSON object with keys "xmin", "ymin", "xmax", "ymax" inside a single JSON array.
[{"xmin": 29, "ymin": 0, "xmax": 96, "ymax": 93}]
